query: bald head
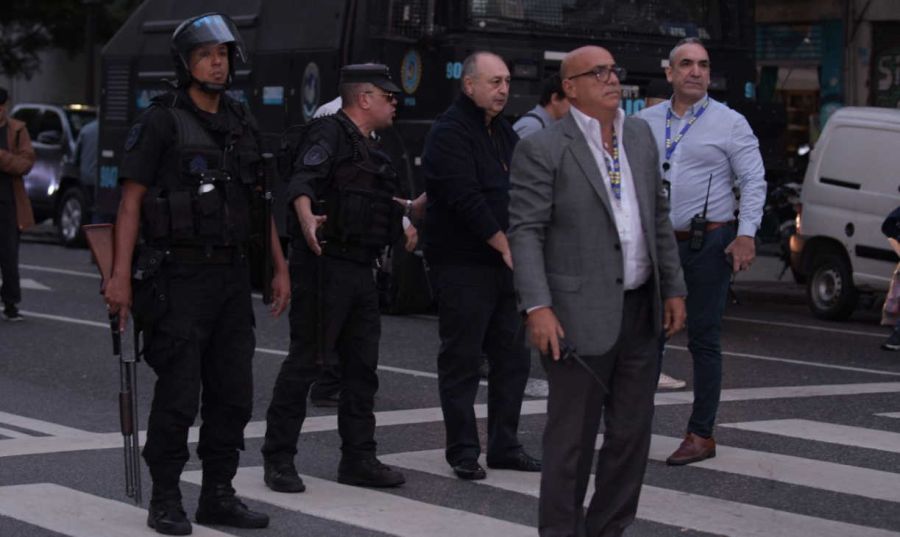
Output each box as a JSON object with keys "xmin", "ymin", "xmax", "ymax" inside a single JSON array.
[
  {"xmin": 462, "ymin": 51, "xmax": 511, "ymax": 122},
  {"xmin": 560, "ymin": 46, "xmax": 621, "ymax": 120},
  {"xmin": 560, "ymin": 46, "xmax": 611, "ymax": 81}
]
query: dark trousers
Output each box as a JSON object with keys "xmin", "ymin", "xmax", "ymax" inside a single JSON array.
[
  {"xmin": 310, "ymin": 365, "xmax": 342, "ymax": 399},
  {"xmin": 263, "ymin": 249, "xmax": 380, "ymax": 462},
  {"xmin": 0, "ymin": 199, "xmax": 21, "ymax": 306},
  {"xmin": 432, "ymin": 264, "xmax": 530, "ymax": 466},
  {"xmin": 678, "ymin": 226, "xmax": 734, "ymax": 438},
  {"xmin": 141, "ymin": 261, "xmax": 255, "ymax": 502},
  {"xmin": 539, "ymin": 283, "xmax": 657, "ymax": 537}
]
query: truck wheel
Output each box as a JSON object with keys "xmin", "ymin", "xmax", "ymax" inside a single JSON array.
[
  {"xmin": 806, "ymin": 254, "xmax": 857, "ymax": 320},
  {"xmin": 57, "ymin": 187, "xmax": 87, "ymax": 248}
]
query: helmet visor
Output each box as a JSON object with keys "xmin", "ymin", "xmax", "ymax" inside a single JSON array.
[{"xmin": 173, "ymin": 14, "xmax": 246, "ymax": 63}]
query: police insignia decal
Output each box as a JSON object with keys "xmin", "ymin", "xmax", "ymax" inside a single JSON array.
[
  {"xmin": 124, "ymin": 123, "xmax": 143, "ymax": 151},
  {"xmin": 303, "ymin": 143, "xmax": 329, "ymax": 166}
]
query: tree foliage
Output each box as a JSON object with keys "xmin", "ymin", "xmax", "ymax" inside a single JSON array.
[{"xmin": 0, "ymin": 0, "xmax": 141, "ymax": 79}]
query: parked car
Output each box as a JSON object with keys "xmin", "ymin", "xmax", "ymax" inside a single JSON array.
[
  {"xmin": 11, "ymin": 103, "xmax": 98, "ymax": 247},
  {"xmin": 790, "ymin": 107, "xmax": 900, "ymax": 320}
]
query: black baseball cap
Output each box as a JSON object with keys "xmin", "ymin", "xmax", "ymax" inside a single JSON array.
[
  {"xmin": 340, "ymin": 64, "xmax": 401, "ymax": 93},
  {"xmin": 0, "ymin": 87, "xmax": 8, "ymax": 105}
]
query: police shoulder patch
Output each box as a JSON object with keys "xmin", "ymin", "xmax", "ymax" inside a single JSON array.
[
  {"xmin": 124, "ymin": 123, "xmax": 143, "ymax": 152},
  {"xmin": 302, "ymin": 142, "xmax": 330, "ymax": 166}
]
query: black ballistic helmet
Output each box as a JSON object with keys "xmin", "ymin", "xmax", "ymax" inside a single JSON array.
[{"xmin": 170, "ymin": 13, "xmax": 246, "ymax": 92}]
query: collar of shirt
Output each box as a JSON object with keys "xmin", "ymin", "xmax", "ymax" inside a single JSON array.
[
  {"xmin": 665, "ymin": 93, "xmax": 710, "ymax": 120},
  {"xmin": 568, "ymin": 105, "xmax": 652, "ymax": 288}
]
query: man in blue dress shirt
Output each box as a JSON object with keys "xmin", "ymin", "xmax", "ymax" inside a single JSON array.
[{"xmin": 637, "ymin": 37, "xmax": 766, "ymax": 465}]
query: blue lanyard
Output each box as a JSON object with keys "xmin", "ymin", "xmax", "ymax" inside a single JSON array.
[
  {"xmin": 664, "ymin": 98, "xmax": 710, "ymax": 170},
  {"xmin": 603, "ymin": 129, "xmax": 622, "ymax": 200}
]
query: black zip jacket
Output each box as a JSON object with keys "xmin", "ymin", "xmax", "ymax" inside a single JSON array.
[{"xmin": 423, "ymin": 94, "xmax": 519, "ymax": 266}]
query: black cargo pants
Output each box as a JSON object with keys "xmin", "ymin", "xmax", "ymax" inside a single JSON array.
[
  {"xmin": 263, "ymin": 246, "xmax": 380, "ymax": 463},
  {"xmin": 0, "ymin": 198, "xmax": 21, "ymax": 306},
  {"xmin": 141, "ymin": 260, "xmax": 255, "ymax": 502}
]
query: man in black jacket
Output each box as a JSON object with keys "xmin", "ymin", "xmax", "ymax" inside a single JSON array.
[{"xmin": 423, "ymin": 51, "xmax": 540, "ymax": 480}]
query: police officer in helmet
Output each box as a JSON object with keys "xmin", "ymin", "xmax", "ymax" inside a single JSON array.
[
  {"xmin": 261, "ymin": 64, "xmax": 408, "ymax": 491},
  {"xmin": 104, "ymin": 12, "xmax": 290, "ymax": 535}
]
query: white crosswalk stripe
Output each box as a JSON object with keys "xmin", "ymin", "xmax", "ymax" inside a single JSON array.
[
  {"xmin": 3, "ymin": 391, "xmax": 900, "ymax": 536},
  {"xmin": 381, "ymin": 449, "xmax": 900, "ymax": 537},
  {"xmin": 721, "ymin": 418, "xmax": 900, "ymax": 454},
  {"xmin": 0, "ymin": 484, "xmax": 237, "ymax": 536},
  {"xmin": 183, "ymin": 467, "xmax": 536, "ymax": 537}
]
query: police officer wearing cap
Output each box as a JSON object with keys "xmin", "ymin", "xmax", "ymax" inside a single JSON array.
[
  {"xmin": 261, "ymin": 64, "xmax": 407, "ymax": 491},
  {"xmin": 104, "ymin": 12, "xmax": 290, "ymax": 535}
]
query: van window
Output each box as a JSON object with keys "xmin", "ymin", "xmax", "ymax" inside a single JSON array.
[{"xmin": 818, "ymin": 125, "xmax": 900, "ymax": 195}]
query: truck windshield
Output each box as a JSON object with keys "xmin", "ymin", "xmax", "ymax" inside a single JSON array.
[{"xmin": 469, "ymin": 0, "xmax": 723, "ymax": 41}]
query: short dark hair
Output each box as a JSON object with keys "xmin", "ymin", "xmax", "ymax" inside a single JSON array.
[
  {"xmin": 339, "ymin": 82, "xmax": 367, "ymax": 107},
  {"xmin": 0, "ymin": 87, "xmax": 8, "ymax": 105},
  {"xmin": 538, "ymin": 74, "xmax": 564, "ymax": 106},
  {"xmin": 668, "ymin": 37, "xmax": 706, "ymax": 65}
]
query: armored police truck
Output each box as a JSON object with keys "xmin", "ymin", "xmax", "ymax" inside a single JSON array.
[{"xmin": 99, "ymin": 0, "xmax": 758, "ymax": 313}]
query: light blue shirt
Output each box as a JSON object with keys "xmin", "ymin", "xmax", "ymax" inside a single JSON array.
[
  {"xmin": 75, "ymin": 120, "xmax": 99, "ymax": 186},
  {"xmin": 636, "ymin": 96, "xmax": 766, "ymax": 237},
  {"xmin": 513, "ymin": 105, "xmax": 555, "ymax": 139}
]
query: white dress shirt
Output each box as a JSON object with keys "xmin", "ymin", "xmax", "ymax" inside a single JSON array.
[{"xmin": 569, "ymin": 105, "xmax": 652, "ymax": 290}]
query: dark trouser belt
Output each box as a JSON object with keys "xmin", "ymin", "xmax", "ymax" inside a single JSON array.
[
  {"xmin": 167, "ymin": 246, "xmax": 242, "ymax": 264},
  {"xmin": 674, "ymin": 221, "xmax": 735, "ymax": 242}
]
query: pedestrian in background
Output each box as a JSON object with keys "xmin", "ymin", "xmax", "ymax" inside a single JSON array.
[
  {"xmin": 423, "ymin": 51, "xmax": 540, "ymax": 481},
  {"xmin": 0, "ymin": 86, "xmax": 36, "ymax": 322},
  {"xmin": 512, "ymin": 73, "xmax": 569, "ymax": 139},
  {"xmin": 880, "ymin": 206, "xmax": 900, "ymax": 351},
  {"xmin": 509, "ymin": 45, "xmax": 686, "ymax": 537},
  {"xmin": 637, "ymin": 37, "xmax": 766, "ymax": 466}
]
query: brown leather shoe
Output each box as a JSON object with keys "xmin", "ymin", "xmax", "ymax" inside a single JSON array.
[{"xmin": 666, "ymin": 432, "xmax": 716, "ymax": 466}]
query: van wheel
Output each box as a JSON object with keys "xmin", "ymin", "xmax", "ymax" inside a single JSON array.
[
  {"xmin": 57, "ymin": 187, "xmax": 87, "ymax": 248},
  {"xmin": 806, "ymin": 254, "xmax": 857, "ymax": 320}
]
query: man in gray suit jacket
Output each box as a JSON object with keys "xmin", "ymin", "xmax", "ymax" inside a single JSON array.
[{"xmin": 508, "ymin": 46, "xmax": 687, "ymax": 537}]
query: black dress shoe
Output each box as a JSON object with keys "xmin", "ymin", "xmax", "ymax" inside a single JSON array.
[
  {"xmin": 196, "ymin": 488, "xmax": 269, "ymax": 529},
  {"xmin": 338, "ymin": 455, "xmax": 406, "ymax": 487},
  {"xmin": 486, "ymin": 450, "xmax": 542, "ymax": 472},
  {"xmin": 147, "ymin": 500, "xmax": 192, "ymax": 535},
  {"xmin": 264, "ymin": 460, "xmax": 306, "ymax": 493},
  {"xmin": 452, "ymin": 459, "xmax": 486, "ymax": 480}
]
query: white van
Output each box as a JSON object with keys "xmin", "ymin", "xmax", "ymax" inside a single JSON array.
[{"xmin": 790, "ymin": 106, "xmax": 900, "ymax": 320}]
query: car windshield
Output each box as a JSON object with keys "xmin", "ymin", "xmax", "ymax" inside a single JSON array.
[{"xmin": 65, "ymin": 110, "xmax": 98, "ymax": 138}]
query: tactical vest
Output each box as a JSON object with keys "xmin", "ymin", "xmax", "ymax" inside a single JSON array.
[
  {"xmin": 140, "ymin": 99, "xmax": 261, "ymax": 250},
  {"xmin": 316, "ymin": 115, "xmax": 402, "ymax": 262}
]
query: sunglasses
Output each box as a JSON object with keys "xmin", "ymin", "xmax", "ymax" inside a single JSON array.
[
  {"xmin": 364, "ymin": 90, "xmax": 396, "ymax": 102},
  {"xmin": 567, "ymin": 65, "xmax": 627, "ymax": 83}
]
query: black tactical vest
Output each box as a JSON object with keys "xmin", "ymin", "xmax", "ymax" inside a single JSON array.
[
  {"xmin": 140, "ymin": 97, "xmax": 261, "ymax": 249},
  {"xmin": 317, "ymin": 114, "xmax": 402, "ymax": 261}
]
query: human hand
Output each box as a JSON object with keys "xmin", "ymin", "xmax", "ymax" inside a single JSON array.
[
  {"xmin": 725, "ymin": 235, "xmax": 756, "ymax": 272},
  {"xmin": 663, "ymin": 296, "xmax": 686, "ymax": 337},
  {"xmin": 300, "ymin": 213, "xmax": 327, "ymax": 255},
  {"xmin": 103, "ymin": 275, "xmax": 132, "ymax": 332},
  {"xmin": 269, "ymin": 268, "xmax": 291, "ymax": 317},
  {"xmin": 526, "ymin": 307, "xmax": 566, "ymax": 360},
  {"xmin": 404, "ymin": 224, "xmax": 418, "ymax": 252}
]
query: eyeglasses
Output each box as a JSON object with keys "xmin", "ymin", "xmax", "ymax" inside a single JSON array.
[
  {"xmin": 567, "ymin": 65, "xmax": 627, "ymax": 83},
  {"xmin": 364, "ymin": 91, "xmax": 396, "ymax": 102}
]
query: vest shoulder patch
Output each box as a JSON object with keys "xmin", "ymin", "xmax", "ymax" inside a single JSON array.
[
  {"xmin": 124, "ymin": 123, "xmax": 142, "ymax": 151},
  {"xmin": 302, "ymin": 142, "xmax": 331, "ymax": 167}
]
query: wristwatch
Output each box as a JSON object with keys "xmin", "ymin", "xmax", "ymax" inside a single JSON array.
[{"xmin": 404, "ymin": 199, "xmax": 413, "ymax": 218}]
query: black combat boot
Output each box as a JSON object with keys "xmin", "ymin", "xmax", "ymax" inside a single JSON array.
[
  {"xmin": 195, "ymin": 484, "xmax": 269, "ymax": 529},
  {"xmin": 263, "ymin": 459, "xmax": 306, "ymax": 492},
  {"xmin": 337, "ymin": 455, "xmax": 406, "ymax": 488},
  {"xmin": 147, "ymin": 499, "xmax": 192, "ymax": 535}
]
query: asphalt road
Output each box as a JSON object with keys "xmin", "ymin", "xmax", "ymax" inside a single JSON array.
[{"xmin": 2, "ymin": 240, "xmax": 899, "ymax": 537}]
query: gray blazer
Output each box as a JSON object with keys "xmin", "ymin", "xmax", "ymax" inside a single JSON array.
[{"xmin": 508, "ymin": 112, "xmax": 686, "ymax": 356}]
